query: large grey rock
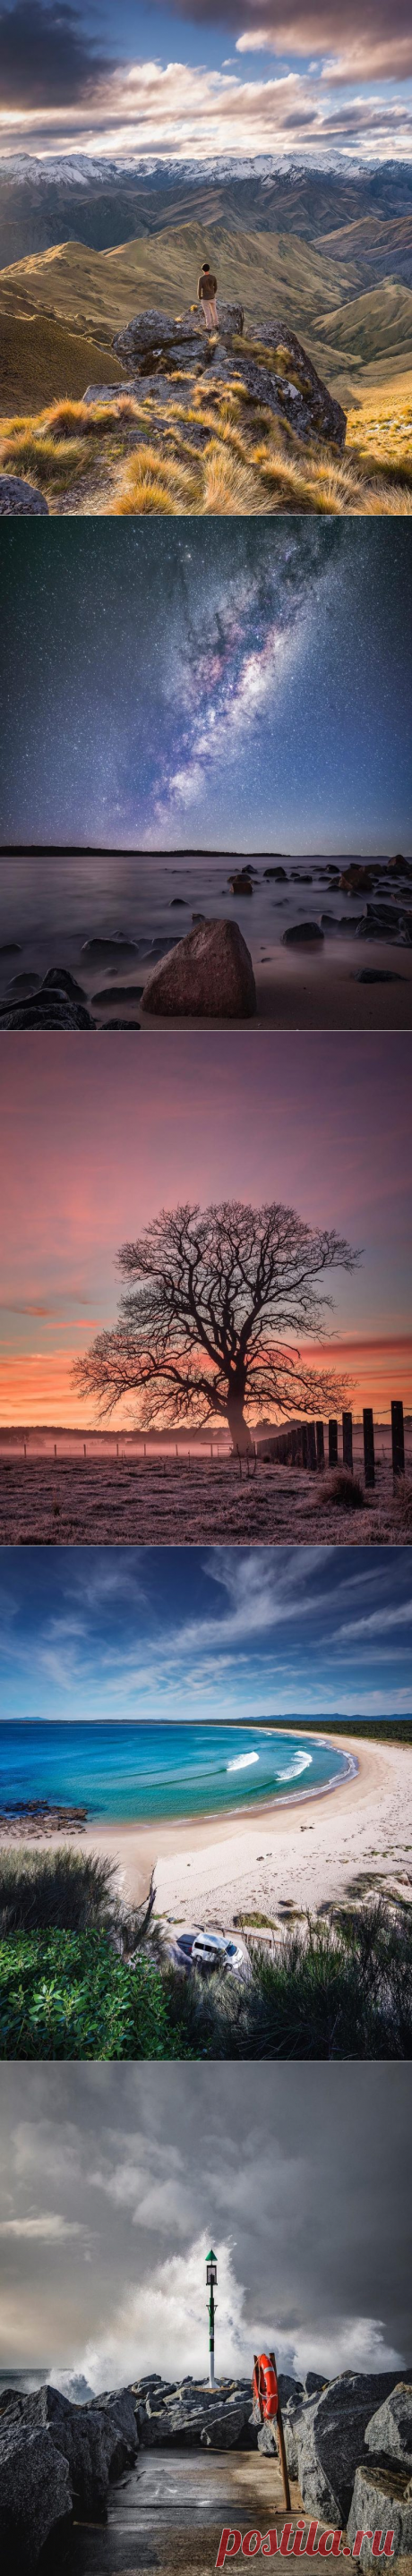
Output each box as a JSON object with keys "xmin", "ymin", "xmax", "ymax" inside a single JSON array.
[
  {"xmin": 365, "ymin": 2384, "xmax": 412, "ymax": 2469},
  {"xmin": 233, "ymin": 320, "xmax": 346, "ymax": 448},
  {"xmin": 347, "ymin": 2461, "xmax": 412, "ymax": 2570},
  {"xmin": 295, "ymin": 2372, "xmax": 412, "ymax": 2529},
  {"xmin": 143, "ymin": 916, "xmax": 256, "ymax": 1019},
  {"xmin": 112, "ymin": 303, "xmax": 244, "ymax": 375},
  {"xmin": 283, "ymin": 920, "xmax": 324, "ymax": 945},
  {"xmin": 87, "ymin": 2384, "xmax": 139, "ymax": 2459},
  {"xmin": 11, "ymin": 2385, "xmax": 111, "ymax": 2515},
  {"xmin": 0, "ymin": 2417, "xmax": 71, "ymax": 2572},
  {"xmin": 0, "ymin": 476, "xmax": 49, "ymax": 515},
  {"xmin": 200, "ymin": 2399, "xmax": 251, "ymax": 2448},
  {"xmin": 256, "ymin": 2419, "xmax": 279, "ymax": 2455}
]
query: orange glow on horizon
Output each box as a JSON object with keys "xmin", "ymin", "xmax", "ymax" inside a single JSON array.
[{"xmin": 0, "ymin": 1337, "xmax": 411, "ymax": 1430}]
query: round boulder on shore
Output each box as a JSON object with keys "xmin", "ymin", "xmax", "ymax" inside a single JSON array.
[
  {"xmin": 142, "ymin": 917, "xmax": 256, "ymax": 1019},
  {"xmin": 0, "ymin": 476, "xmax": 49, "ymax": 515}
]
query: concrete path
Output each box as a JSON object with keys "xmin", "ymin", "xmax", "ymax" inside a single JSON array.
[{"xmin": 61, "ymin": 2445, "xmax": 360, "ymax": 2574}]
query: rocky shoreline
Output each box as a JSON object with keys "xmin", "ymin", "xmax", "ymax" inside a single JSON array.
[{"xmin": 1, "ymin": 2367, "xmax": 412, "ymax": 2573}]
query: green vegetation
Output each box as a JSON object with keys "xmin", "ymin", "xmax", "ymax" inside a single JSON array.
[
  {"xmin": 0, "ymin": 1929, "xmax": 192, "ymax": 2060},
  {"xmin": 0, "ymin": 1855, "xmax": 410, "ymax": 2059},
  {"xmin": 243, "ymin": 1718, "xmax": 412, "ymax": 1747},
  {"xmin": 169, "ymin": 1904, "xmax": 412, "ymax": 2060}
]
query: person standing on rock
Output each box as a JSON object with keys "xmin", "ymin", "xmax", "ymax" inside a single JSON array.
[{"xmin": 198, "ymin": 260, "xmax": 219, "ymax": 331}]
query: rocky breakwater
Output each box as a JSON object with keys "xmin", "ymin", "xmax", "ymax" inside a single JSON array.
[
  {"xmin": 83, "ymin": 301, "xmax": 346, "ymax": 452},
  {"xmin": 0, "ymin": 2382, "xmax": 139, "ymax": 2573},
  {"xmin": 133, "ymin": 2371, "xmax": 257, "ymax": 2450},
  {"xmin": 277, "ymin": 2367, "xmax": 412, "ymax": 2564}
]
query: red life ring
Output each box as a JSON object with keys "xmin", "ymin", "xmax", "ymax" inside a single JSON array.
[{"xmin": 253, "ymin": 2355, "xmax": 279, "ymax": 2420}]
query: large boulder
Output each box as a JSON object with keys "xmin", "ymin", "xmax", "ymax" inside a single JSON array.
[
  {"xmin": 347, "ymin": 2462, "xmax": 412, "ymax": 2570},
  {"xmin": 365, "ymin": 2384, "xmax": 412, "ymax": 2470},
  {"xmin": 0, "ymin": 476, "xmax": 49, "ymax": 515},
  {"xmin": 230, "ymin": 320, "xmax": 346, "ymax": 448},
  {"xmin": 0, "ymin": 2415, "xmax": 71, "ymax": 2573},
  {"xmin": 142, "ymin": 917, "xmax": 256, "ymax": 1019},
  {"xmin": 112, "ymin": 303, "xmax": 244, "ymax": 375},
  {"xmin": 295, "ymin": 2372, "xmax": 412, "ymax": 2529},
  {"xmin": 86, "ymin": 2384, "xmax": 139, "ymax": 2466}
]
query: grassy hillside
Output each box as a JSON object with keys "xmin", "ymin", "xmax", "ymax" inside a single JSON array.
[
  {"xmin": 313, "ymin": 278, "xmax": 412, "ymax": 370},
  {"xmin": 0, "ymin": 220, "xmax": 362, "ymax": 351},
  {"xmin": 317, "ymin": 213, "xmax": 412, "ymax": 287},
  {"xmin": 0, "ymin": 311, "xmax": 125, "ymax": 416}
]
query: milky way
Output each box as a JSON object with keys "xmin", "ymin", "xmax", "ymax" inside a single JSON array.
[{"xmin": 0, "ymin": 520, "xmax": 410, "ymax": 851}]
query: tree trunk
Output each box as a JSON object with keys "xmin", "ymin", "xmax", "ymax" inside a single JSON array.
[{"xmin": 227, "ymin": 1391, "xmax": 253, "ymax": 1454}]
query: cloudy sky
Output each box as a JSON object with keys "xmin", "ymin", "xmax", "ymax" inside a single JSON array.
[
  {"xmin": 1, "ymin": 1031, "xmax": 411, "ymax": 1425},
  {"xmin": 1, "ymin": 524, "xmax": 411, "ymax": 857},
  {"xmin": 1, "ymin": 1544, "xmax": 411, "ymax": 1724},
  {"xmin": 0, "ymin": 0, "xmax": 411, "ymax": 163},
  {"xmin": 0, "ymin": 2064, "xmax": 410, "ymax": 2387}
]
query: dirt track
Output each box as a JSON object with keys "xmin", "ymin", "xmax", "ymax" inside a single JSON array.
[{"xmin": 0, "ymin": 1455, "xmax": 406, "ymax": 1546}]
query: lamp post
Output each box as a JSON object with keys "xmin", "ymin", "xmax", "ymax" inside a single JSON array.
[{"xmin": 206, "ymin": 2249, "xmax": 218, "ymax": 2386}]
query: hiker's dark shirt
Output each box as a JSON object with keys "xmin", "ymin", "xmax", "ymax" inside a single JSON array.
[{"xmin": 198, "ymin": 271, "xmax": 218, "ymax": 299}]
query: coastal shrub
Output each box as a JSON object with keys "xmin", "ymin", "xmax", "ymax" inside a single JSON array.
[
  {"xmin": 163, "ymin": 1904, "xmax": 412, "ymax": 2060},
  {"xmin": 395, "ymin": 1478, "xmax": 412, "ymax": 1532},
  {"xmin": 0, "ymin": 1845, "xmax": 118, "ymax": 1936},
  {"xmin": 0, "ymin": 1930, "xmax": 193, "ymax": 2060}
]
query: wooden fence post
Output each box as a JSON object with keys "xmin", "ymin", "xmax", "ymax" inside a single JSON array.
[
  {"xmin": 269, "ymin": 2353, "xmax": 291, "ymax": 2515},
  {"xmin": 302, "ymin": 1424, "xmax": 308, "ymax": 1469},
  {"xmin": 328, "ymin": 1419, "xmax": 338, "ymax": 1468},
  {"xmin": 363, "ymin": 1408, "xmax": 375, "ymax": 1488},
  {"xmin": 391, "ymin": 1401, "xmax": 405, "ymax": 1480},
  {"xmin": 315, "ymin": 1420, "xmax": 324, "ymax": 1470},
  {"xmin": 342, "ymin": 1411, "xmax": 353, "ymax": 1472},
  {"xmin": 307, "ymin": 1421, "xmax": 317, "ymax": 1471}
]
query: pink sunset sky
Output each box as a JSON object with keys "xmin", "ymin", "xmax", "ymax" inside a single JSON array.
[{"xmin": 0, "ymin": 1032, "xmax": 411, "ymax": 1427}]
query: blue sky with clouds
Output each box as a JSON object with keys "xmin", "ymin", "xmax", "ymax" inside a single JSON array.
[
  {"xmin": 1, "ymin": 1544, "xmax": 411, "ymax": 1723},
  {"xmin": 1, "ymin": 0, "xmax": 411, "ymax": 161}
]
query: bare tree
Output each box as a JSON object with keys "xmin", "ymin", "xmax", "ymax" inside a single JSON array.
[{"xmin": 74, "ymin": 1199, "xmax": 360, "ymax": 1454}]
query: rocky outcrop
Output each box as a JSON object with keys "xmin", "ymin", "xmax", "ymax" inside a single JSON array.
[
  {"xmin": 142, "ymin": 917, "xmax": 256, "ymax": 1019},
  {"xmin": 82, "ymin": 302, "xmax": 347, "ymax": 452},
  {"xmin": 0, "ymin": 476, "xmax": 49, "ymax": 514},
  {"xmin": 365, "ymin": 2382, "xmax": 412, "ymax": 2470},
  {"xmin": 112, "ymin": 302, "xmax": 244, "ymax": 375},
  {"xmin": 347, "ymin": 2461, "xmax": 412, "ymax": 2570}
]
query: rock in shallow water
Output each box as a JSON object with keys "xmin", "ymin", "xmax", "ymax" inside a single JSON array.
[
  {"xmin": 143, "ymin": 917, "xmax": 256, "ymax": 1019},
  {"xmin": 282, "ymin": 920, "xmax": 324, "ymax": 945}
]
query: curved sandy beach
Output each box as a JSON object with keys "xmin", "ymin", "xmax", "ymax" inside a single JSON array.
[{"xmin": 54, "ymin": 1731, "xmax": 412, "ymax": 1928}]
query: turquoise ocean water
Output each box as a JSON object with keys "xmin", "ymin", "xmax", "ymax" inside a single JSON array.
[{"xmin": 0, "ymin": 1723, "xmax": 353, "ymax": 1824}]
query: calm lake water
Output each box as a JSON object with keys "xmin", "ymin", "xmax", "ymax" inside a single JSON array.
[{"xmin": 0, "ymin": 1720, "xmax": 353, "ymax": 1822}]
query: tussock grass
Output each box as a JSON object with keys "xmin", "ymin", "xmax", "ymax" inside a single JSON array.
[
  {"xmin": 1, "ymin": 373, "xmax": 411, "ymax": 514},
  {"xmin": 0, "ymin": 1844, "xmax": 117, "ymax": 1935},
  {"xmin": 322, "ymin": 1469, "xmax": 365, "ymax": 1510}
]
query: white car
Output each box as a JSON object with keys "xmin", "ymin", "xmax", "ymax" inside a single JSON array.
[{"xmin": 192, "ymin": 1929, "xmax": 249, "ymax": 1978}]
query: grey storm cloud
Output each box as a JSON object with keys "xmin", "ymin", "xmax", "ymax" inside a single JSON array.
[
  {"xmin": 0, "ymin": 2, "xmax": 115, "ymax": 106},
  {"xmin": 0, "ymin": 2067, "xmax": 411, "ymax": 2386}
]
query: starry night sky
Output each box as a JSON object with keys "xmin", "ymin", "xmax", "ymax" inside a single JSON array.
[{"xmin": 1, "ymin": 520, "xmax": 410, "ymax": 855}]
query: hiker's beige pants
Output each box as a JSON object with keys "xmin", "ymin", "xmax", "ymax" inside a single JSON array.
[{"xmin": 200, "ymin": 299, "xmax": 219, "ymax": 329}]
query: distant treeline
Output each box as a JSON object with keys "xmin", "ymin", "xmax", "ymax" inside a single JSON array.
[{"xmin": 238, "ymin": 1718, "xmax": 412, "ymax": 1746}]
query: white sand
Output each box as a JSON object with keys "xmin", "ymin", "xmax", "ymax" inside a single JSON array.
[{"xmin": 74, "ymin": 1732, "xmax": 412, "ymax": 1927}]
